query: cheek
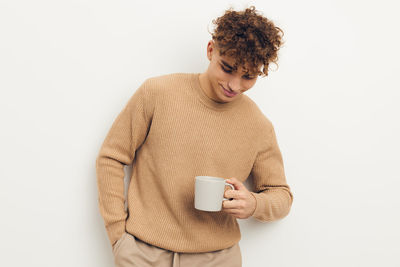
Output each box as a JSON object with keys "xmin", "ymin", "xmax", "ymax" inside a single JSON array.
[
  {"xmin": 214, "ymin": 73, "xmax": 229, "ymax": 86},
  {"xmin": 216, "ymin": 70, "xmax": 229, "ymax": 80},
  {"xmin": 244, "ymin": 80, "xmax": 257, "ymax": 88},
  {"xmin": 240, "ymin": 82, "xmax": 255, "ymax": 93}
]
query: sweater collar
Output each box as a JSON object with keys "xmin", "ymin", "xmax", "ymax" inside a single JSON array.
[{"xmin": 190, "ymin": 73, "xmax": 244, "ymax": 111}]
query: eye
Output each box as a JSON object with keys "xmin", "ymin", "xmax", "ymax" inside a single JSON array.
[
  {"xmin": 243, "ymin": 75, "xmax": 256, "ymax": 80},
  {"xmin": 221, "ymin": 65, "xmax": 232, "ymax": 73}
]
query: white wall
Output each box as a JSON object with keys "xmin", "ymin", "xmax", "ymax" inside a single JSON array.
[{"xmin": 1, "ymin": 0, "xmax": 399, "ymax": 266}]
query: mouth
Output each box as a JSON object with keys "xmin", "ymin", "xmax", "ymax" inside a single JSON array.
[{"xmin": 220, "ymin": 84, "xmax": 237, "ymax": 97}]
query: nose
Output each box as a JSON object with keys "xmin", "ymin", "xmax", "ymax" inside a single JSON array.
[{"xmin": 227, "ymin": 77, "xmax": 241, "ymax": 93}]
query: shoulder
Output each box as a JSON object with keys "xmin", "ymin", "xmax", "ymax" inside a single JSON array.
[
  {"xmin": 143, "ymin": 72, "xmax": 191, "ymax": 93},
  {"xmin": 240, "ymin": 95, "xmax": 274, "ymax": 130},
  {"xmin": 240, "ymin": 96, "xmax": 280, "ymax": 148},
  {"xmin": 136, "ymin": 72, "xmax": 192, "ymax": 114},
  {"xmin": 146, "ymin": 72, "xmax": 190, "ymax": 82}
]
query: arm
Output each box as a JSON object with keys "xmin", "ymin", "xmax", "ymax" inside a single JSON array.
[
  {"xmin": 250, "ymin": 125, "xmax": 294, "ymax": 222},
  {"xmin": 95, "ymin": 80, "xmax": 151, "ymax": 247}
]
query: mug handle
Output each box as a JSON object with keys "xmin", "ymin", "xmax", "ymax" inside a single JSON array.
[{"xmin": 223, "ymin": 182, "xmax": 235, "ymax": 201}]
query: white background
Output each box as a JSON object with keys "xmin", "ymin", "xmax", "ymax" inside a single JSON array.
[{"xmin": 1, "ymin": 0, "xmax": 399, "ymax": 266}]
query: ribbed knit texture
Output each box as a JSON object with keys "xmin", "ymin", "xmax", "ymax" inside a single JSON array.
[{"xmin": 96, "ymin": 72, "xmax": 293, "ymax": 253}]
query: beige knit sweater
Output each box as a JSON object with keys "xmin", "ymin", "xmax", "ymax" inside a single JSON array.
[{"xmin": 96, "ymin": 72, "xmax": 293, "ymax": 253}]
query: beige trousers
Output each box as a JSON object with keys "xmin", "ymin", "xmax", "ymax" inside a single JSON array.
[{"xmin": 112, "ymin": 231, "xmax": 242, "ymax": 267}]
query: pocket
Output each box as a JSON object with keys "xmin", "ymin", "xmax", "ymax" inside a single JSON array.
[{"xmin": 112, "ymin": 232, "xmax": 127, "ymax": 255}]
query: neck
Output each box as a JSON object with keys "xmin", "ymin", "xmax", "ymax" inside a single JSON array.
[{"xmin": 198, "ymin": 72, "xmax": 224, "ymax": 103}]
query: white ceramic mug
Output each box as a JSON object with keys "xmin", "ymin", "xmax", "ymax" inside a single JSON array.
[{"xmin": 194, "ymin": 176, "xmax": 234, "ymax": 212}]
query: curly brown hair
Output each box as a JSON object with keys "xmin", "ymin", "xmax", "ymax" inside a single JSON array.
[{"xmin": 209, "ymin": 6, "xmax": 285, "ymax": 77}]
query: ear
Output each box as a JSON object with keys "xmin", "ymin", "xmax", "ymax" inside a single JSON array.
[{"xmin": 206, "ymin": 40, "xmax": 214, "ymax": 61}]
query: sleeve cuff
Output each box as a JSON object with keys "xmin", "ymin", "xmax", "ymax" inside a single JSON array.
[
  {"xmin": 250, "ymin": 192, "xmax": 266, "ymax": 222},
  {"xmin": 106, "ymin": 220, "xmax": 126, "ymax": 247},
  {"xmin": 249, "ymin": 189, "xmax": 293, "ymax": 222}
]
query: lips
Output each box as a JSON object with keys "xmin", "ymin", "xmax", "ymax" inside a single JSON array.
[{"xmin": 221, "ymin": 85, "xmax": 237, "ymax": 97}]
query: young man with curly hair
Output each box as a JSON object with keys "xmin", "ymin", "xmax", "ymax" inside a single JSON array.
[{"xmin": 96, "ymin": 6, "xmax": 293, "ymax": 267}]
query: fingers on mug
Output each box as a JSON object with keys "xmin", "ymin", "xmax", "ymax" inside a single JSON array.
[{"xmin": 223, "ymin": 182, "xmax": 234, "ymax": 201}]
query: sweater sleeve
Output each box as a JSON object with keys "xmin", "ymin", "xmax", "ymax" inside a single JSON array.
[
  {"xmin": 249, "ymin": 125, "xmax": 293, "ymax": 222},
  {"xmin": 95, "ymin": 81, "xmax": 151, "ymax": 248}
]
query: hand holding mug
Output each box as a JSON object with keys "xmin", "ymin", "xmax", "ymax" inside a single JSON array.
[{"xmin": 222, "ymin": 177, "xmax": 257, "ymax": 219}]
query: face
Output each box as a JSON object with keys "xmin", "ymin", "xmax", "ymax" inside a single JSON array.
[{"xmin": 203, "ymin": 40, "xmax": 260, "ymax": 103}]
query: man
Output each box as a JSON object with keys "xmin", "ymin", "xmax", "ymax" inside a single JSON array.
[{"xmin": 96, "ymin": 6, "xmax": 293, "ymax": 267}]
